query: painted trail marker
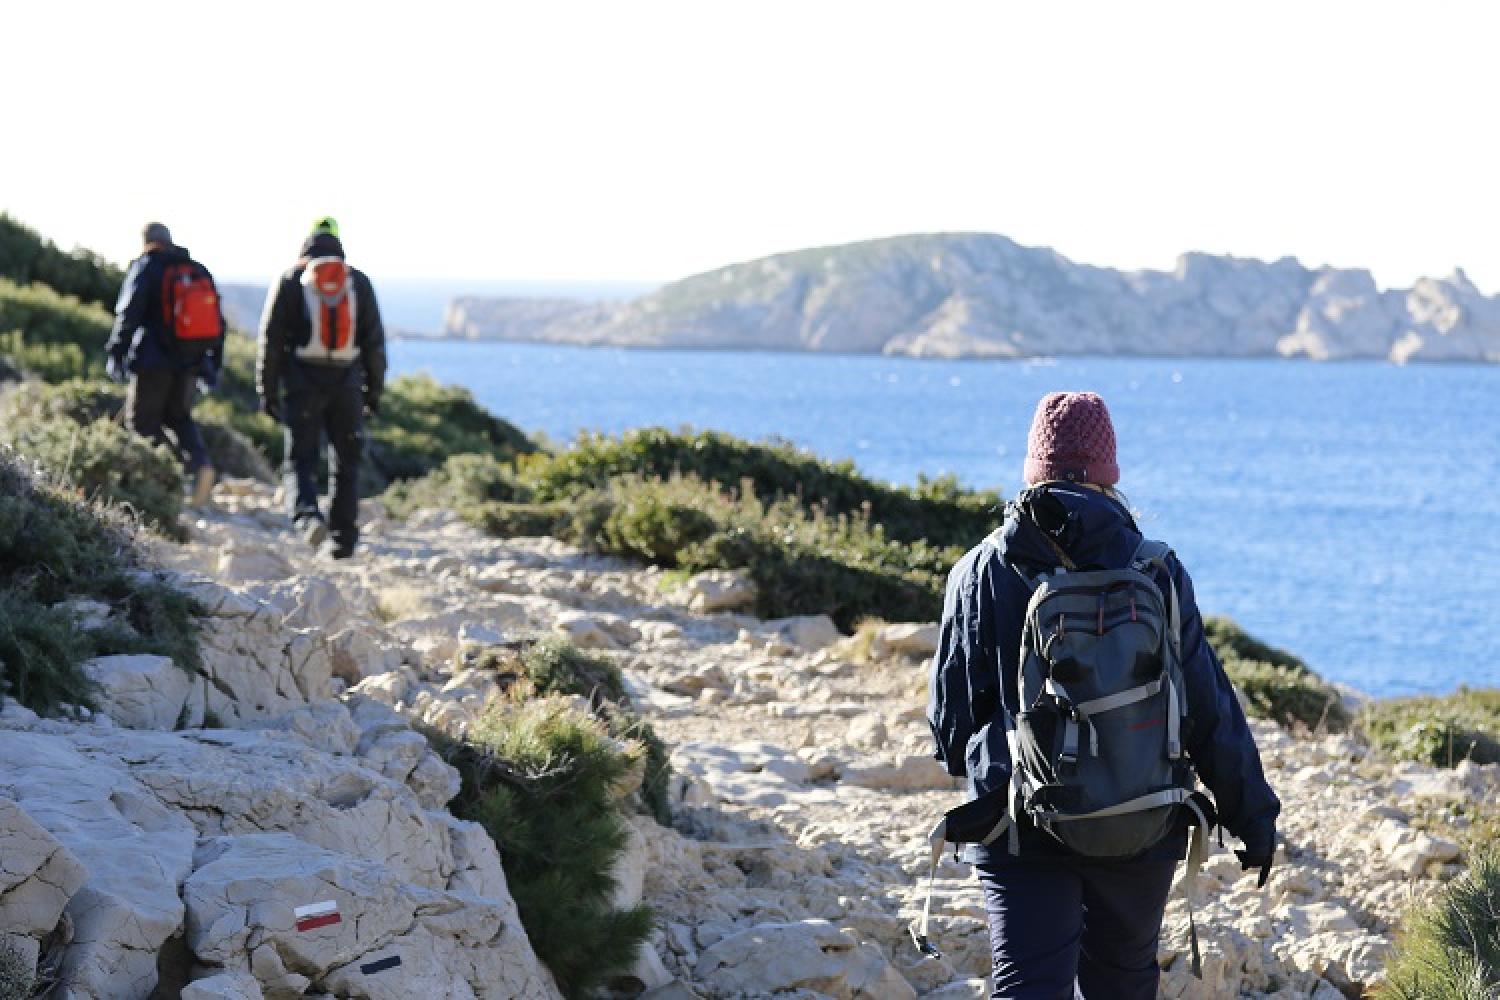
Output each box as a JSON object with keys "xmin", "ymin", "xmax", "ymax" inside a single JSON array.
[
  {"xmin": 361, "ymin": 955, "xmax": 402, "ymax": 975},
  {"xmin": 294, "ymin": 900, "xmax": 341, "ymax": 932}
]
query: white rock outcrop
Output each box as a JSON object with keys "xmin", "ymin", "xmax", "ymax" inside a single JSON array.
[{"xmin": 84, "ymin": 654, "xmax": 198, "ymax": 730}]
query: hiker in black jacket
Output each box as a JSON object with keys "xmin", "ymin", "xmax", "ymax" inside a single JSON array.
[
  {"xmin": 104, "ymin": 222, "xmax": 224, "ymax": 507},
  {"xmin": 927, "ymin": 392, "xmax": 1279, "ymax": 999},
  {"xmin": 256, "ymin": 217, "xmax": 386, "ymax": 559}
]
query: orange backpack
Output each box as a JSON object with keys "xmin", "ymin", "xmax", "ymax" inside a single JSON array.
[
  {"xmin": 160, "ymin": 261, "xmax": 224, "ymax": 353},
  {"xmin": 299, "ymin": 258, "xmax": 358, "ymax": 361}
]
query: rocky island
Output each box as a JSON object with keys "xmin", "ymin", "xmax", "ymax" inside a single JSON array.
[{"xmin": 447, "ymin": 233, "xmax": 1500, "ymax": 363}]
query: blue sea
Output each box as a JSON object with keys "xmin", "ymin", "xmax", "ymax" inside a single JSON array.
[{"xmin": 387, "ymin": 340, "xmax": 1500, "ymax": 698}]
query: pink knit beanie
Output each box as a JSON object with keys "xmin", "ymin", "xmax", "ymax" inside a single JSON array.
[{"xmin": 1023, "ymin": 391, "xmax": 1120, "ymax": 486}]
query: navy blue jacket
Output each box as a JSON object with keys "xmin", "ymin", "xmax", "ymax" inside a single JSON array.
[
  {"xmin": 105, "ymin": 246, "xmax": 223, "ymax": 377},
  {"xmin": 927, "ymin": 483, "xmax": 1279, "ymax": 865}
]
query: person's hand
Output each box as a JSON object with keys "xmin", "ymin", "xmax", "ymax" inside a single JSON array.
[
  {"xmin": 105, "ymin": 354, "xmax": 127, "ymax": 384},
  {"xmin": 260, "ymin": 396, "xmax": 281, "ymax": 423},
  {"xmin": 364, "ymin": 393, "xmax": 380, "ymax": 419},
  {"xmin": 1235, "ymin": 848, "xmax": 1274, "ymax": 889}
]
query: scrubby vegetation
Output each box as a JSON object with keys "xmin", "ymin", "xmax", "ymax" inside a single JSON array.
[
  {"xmin": 388, "ymin": 430, "xmax": 990, "ymax": 627},
  {"xmin": 433, "ymin": 640, "xmax": 662, "ymax": 1000},
  {"xmin": 1382, "ymin": 849, "xmax": 1500, "ymax": 999},
  {"xmin": 470, "ymin": 637, "xmax": 671, "ymax": 823},
  {"xmin": 1359, "ymin": 689, "xmax": 1500, "ymax": 768},
  {"xmin": 523, "ymin": 426, "xmax": 1000, "ymax": 548},
  {"xmin": 1204, "ymin": 617, "xmax": 1351, "ymax": 731},
  {"xmin": 0, "ymin": 934, "xmax": 34, "ymax": 1000},
  {"xmin": 0, "ymin": 213, "xmax": 122, "ymax": 308},
  {"xmin": 0, "ymin": 450, "xmax": 199, "ymax": 715},
  {"xmin": 366, "ymin": 374, "xmax": 537, "ymax": 487}
]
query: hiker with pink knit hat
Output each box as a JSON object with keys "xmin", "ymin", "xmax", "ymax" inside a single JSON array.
[{"xmin": 925, "ymin": 391, "xmax": 1279, "ymax": 998}]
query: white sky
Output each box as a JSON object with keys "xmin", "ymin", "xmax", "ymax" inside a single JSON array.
[{"xmin": 5, "ymin": 1, "xmax": 1500, "ymax": 289}]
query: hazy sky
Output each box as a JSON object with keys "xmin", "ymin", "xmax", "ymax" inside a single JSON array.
[{"xmin": 6, "ymin": 1, "xmax": 1500, "ymax": 289}]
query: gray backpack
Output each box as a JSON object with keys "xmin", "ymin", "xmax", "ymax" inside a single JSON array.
[
  {"xmin": 913, "ymin": 534, "xmax": 1216, "ymax": 971},
  {"xmin": 1007, "ymin": 536, "xmax": 1204, "ymax": 857}
]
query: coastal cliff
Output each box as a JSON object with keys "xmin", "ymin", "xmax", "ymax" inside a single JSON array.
[{"xmin": 447, "ymin": 233, "xmax": 1500, "ymax": 363}]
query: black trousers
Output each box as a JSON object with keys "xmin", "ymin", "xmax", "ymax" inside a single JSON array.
[
  {"xmin": 126, "ymin": 369, "xmax": 210, "ymax": 473},
  {"xmin": 976, "ymin": 857, "xmax": 1177, "ymax": 999},
  {"xmin": 282, "ymin": 362, "xmax": 363, "ymax": 551}
]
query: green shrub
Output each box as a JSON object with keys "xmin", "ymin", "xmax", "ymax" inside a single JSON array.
[
  {"xmin": 471, "ymin": 638, "xmax": 672, "ymax": 824},
  {"xmin": 467, "ymin": 501, "xmax": 566, "ymax": 538},
  {"xmin": 0, "ymin": 279, "xmax": 113, "ymax": 369},
  {"xmin": 0, "ymin": 409, "xmax": 183, "ymax": 536},
  {"xmin": 0, "ymin": 933, "xmax": 34, "ymax": 1000},
  {"xmin": 439, "ymin": 701, "xmax": 654, "ymax": 999},
  {"xmin": 1382, "ymin": 849, "xmax": 1500, "ymax": 999},
  {"xmin": 367, "ymin": 375, "xmax": 537, "ymax": 491},
  {"xmin": 0, "ymin": 213, "xmax": 123, "ymax": 308},
  {"xmin": 1204, "ymin": 617, "xmax": 1311, "ymax": 674},
  {"xmin": 382, "ymin": 452, "xmax": 524, "ymax": 521},
  {"xmin": 1221, "ymin": 658, "xmax": 1350, "ymax": 731},
  {"xmin": 522, "ymin": 427, "xmax": 1000, "ymax": 548},
  {"xmin": 568, "ymin": 475, "xmax": 949, "ymax": 628},
  {"xmin": 0, "ymin": 587, "xmax": 97, "ymax": 714},
  {"xmin": 517, "ymin": 636, "xmax": 628, "ymax": 705},
  {"xmin": 0, "ymin": 329, "xmax": 89, "ymax": 382},
  {"xmin": 591, "ymin": 488, "xmax": 717, "ymax": 566},
  {"xmin": 0, "ymin": 451, "xmax": 200, "ymax": 714},
  {"xmin": 1360, "ymin": 690, "xmax": 1500, "ymax": 768}
]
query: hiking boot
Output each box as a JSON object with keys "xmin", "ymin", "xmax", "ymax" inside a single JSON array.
[
  {"xmin": 190, "ymin": 465, "xmax": 216, "ymax": 508},
  {"xmin": 330, "ymin": 545, "xmax": 355, "ymax": 560},
  {"xmin": 299, "ymin": 516, "xmax": 329, "ymax": 550}
]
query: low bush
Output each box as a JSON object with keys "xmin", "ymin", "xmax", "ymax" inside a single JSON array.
[
  {"xmin": 0, "ymin": 213, "xmax": 123, "ymax": 308},
  {"xmin": 1221, "ymin": 658, "xmax": 1350, "ymax": 731},
  {"xmin": 1381, "ymin": 849, "xmax": 1500, "ymax": 999},
  {"xmin": 516, "ymin": 636, "xmax": 628, "ymax": 706},
  {"xmin": 381, "ymin": 452, "xmax": 525, "ymax": 521},
  {"xmin": 0, "ymin": 932, "xmax": 34, "ymax": 1000},
  {"xmin": 572, "ymin": 475, "xmax": 949, "ymax": 628},
  {"xmin": 0, "ymin": 279, "xmax": 112, "ymax": 369},
  {"xmin": 1203, "ymin": 616, "xmax": 1350, "ymax": 731},
  {"xmin": 467, "ymin": 501, "xmax": 567, "ymax": 539},
  {"xmin": 1203, "ymin": 616, "xmax": 1311, "ymax": 674},
  {"xmin": 1359, "ymin": 689, "xmax": 1500, "ymax": 768},
  {"xmin": 0, "ymin": 451, "xmax": 200, "ymax": 714},
  {"xmin": 439, "ymin": 700, "xmax": 655, "ymax": 999},
  {"xmin": 0, "ymin": 411, "xmax": 183, "ymax": 536},
  {"xmin": 366, "ymin": 375, "xmax": 538, "ymax": 491},
  {"xmin": 0, "ymin": 329, "xmax": 89, "ymax": 382},
  {"xmin": 522, "ymin": 426, "xmax": 1001, "ymax": 548},
  {"xmin": 469, "ymin": 637, "xmax": 671, "ymax": 824}
]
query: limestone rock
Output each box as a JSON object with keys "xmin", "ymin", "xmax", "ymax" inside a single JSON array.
[
  {"xmin": 840, "ymin": 754, "xmax": 956, "ymax": 791},
  {"xmin": 180, "ymin": 971, "xmax": 265, "ymax": 999},
  {"xmin": 772, "ymin": 615, "xmax": 841, "ymax": 651},
  {"xmin": 671, "ymin": 570, "xmax": 757, "ymax": 613},
  {"xmin": 0, "ymin": 797, "xmax": 88, "ymax": 941},
  {"xmin": 217, "ymin": 546, "xmax": 293, "ymax": 584},
  {"xmin": 694, "ymin": 919, "xmax": 916, "ymax": 999},
  {"xmin": 84, "ymin": 654, "xmax": 198, "ymax": 730},
  {"xmin": 197, "ymin": 611, "xmax": 332, "ymax": 724},
  {"xmin": 870, "ymin": 622, "xmax": 940, "ymax": 660},
  {"xmin": 184, "ymin": 833, "xmax": 558, "ymax": 999},
  {"xmin": 0, "ymin": 730, "xmax": 196, "ymax": 999}
]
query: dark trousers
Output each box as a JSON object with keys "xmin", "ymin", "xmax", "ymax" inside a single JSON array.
[
  {"xmin": 282, "ymin": 363, "xmax": 364, "ymax": 551},
  {"xmin": 126, "ymin": 369, "xmax": 210, "ymax": 473},
  {"xmin": 976, "ymin": 858, "xmax": 1176, "ymax": 999}
]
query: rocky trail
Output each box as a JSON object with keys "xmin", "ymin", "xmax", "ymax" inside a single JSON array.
[{"xmin": 4, "ymin": 478, "xmax": 1493, "ymax": 998}]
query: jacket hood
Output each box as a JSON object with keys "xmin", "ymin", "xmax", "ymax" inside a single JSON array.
[
  {"xmin": 299, "ymin": 233, "xmax": 345, "ymax": 261},
  {"xmin": 994, "ymin": 482, "xmax": 1142, "ymax": 572},
  {"xmin": 147, "ymin": 244, "xmax": 191, "ymax": 262}
]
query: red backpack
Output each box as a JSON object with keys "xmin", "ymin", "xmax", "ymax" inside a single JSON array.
[{"xmin": 160, "ymin": 260, "xmax": 224, "ymax": 354}]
